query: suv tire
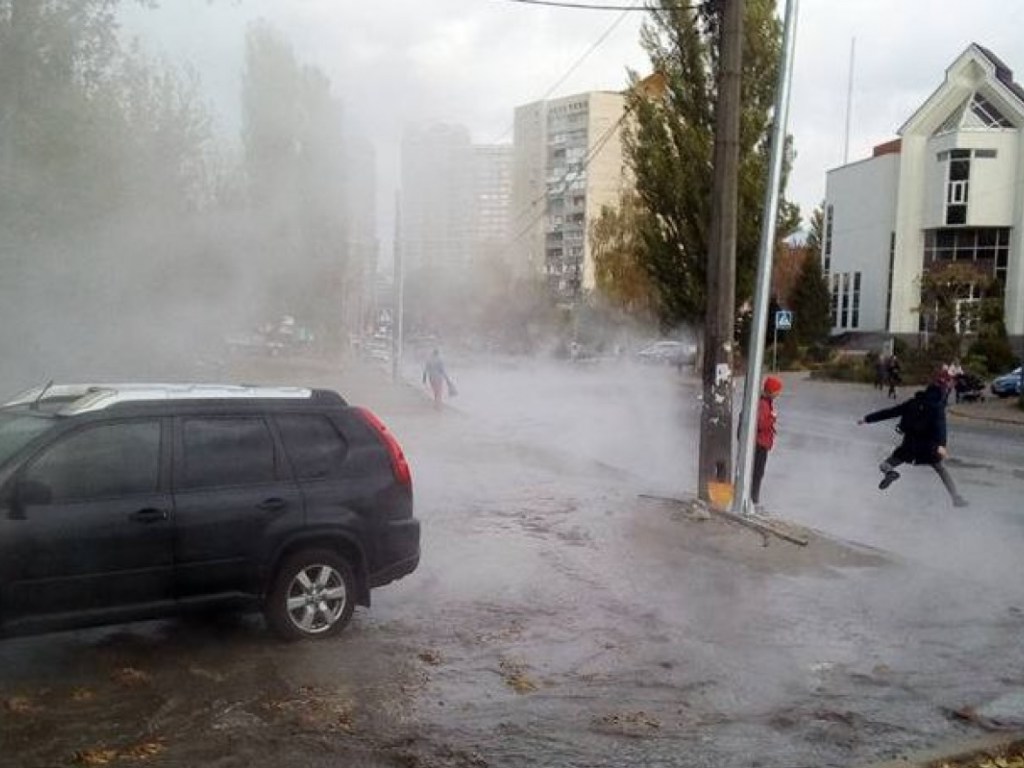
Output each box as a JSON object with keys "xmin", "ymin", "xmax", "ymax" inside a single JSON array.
[{"xmin": 265, "ymin": 549, "xmax": 355, "ymax": 641}]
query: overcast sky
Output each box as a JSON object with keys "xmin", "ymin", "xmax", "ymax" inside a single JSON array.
[{"xmin": 123, "ymin": 0, "xmax": 1024, "ymax": 251}]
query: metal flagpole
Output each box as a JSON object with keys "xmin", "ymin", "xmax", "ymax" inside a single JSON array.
[
  {"xmin": 843, "ymin": 37, "xmax": 855, "ymax": 165},
  {"xmin": 734, "ymin": 0, "xmax": 800, "ymax": 516}
]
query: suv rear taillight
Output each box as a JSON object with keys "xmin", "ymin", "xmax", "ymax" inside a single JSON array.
[{"xmin": 355, "ymin": 407, "xmax": 412, "ymax": 487}]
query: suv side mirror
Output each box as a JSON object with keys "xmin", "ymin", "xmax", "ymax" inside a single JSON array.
[
  {"xmin": 6, "ymin": 479, "xmax": 52, "ymax": 520},
  {"xmin": 15, "ymin": 479, "xmax": 53, "ymax": 509}
]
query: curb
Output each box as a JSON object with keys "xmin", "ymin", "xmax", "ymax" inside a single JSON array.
[
  {"xmin": 948, "ymin": 405, "xmax": 1024, "ymax": 427},
  {"xmin": 857, "ymin": 731, "xmax": 1024, "ymax": 768}
]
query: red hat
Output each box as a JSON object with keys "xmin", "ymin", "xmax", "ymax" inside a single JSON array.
[{"xmin": 763, "ymin": 375, "xmax": 783, "ymax": 395}]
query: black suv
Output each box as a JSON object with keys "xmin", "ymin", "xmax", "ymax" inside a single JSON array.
[{"xmin": 0, "ymin": 383, "xmax": 419, "ymax": 641}]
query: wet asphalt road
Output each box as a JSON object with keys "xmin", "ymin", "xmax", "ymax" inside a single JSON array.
[{"xmin": 2, "ymin": 355, "xmax": 1024, "ymax": 767}]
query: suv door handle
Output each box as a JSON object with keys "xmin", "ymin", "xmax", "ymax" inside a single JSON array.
[
  {"xmin": 130, "ymin": 508, "xmax": 168, "ymax": 523},
  {"xmin": 257, "ymin": 497, "xmax": 287, "ymax": 512}
]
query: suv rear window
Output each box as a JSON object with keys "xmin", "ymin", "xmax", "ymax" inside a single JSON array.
[
  {"xmin": 276, "ymin": 413, "xmax": 348, "ymax": 480},
  {"xmin": 182, "ymin": 417, "xmax": 275, "ymax": 488}
]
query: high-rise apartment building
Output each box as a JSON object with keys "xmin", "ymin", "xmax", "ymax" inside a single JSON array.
[
  {"xmin": 399, "ymin": 126, "xmax": 514, "ymax": 279},
  {"xmin": 472, "ymin": 144, "xmax": 513, "ymax": 256},
  {"xmin": 341, "ymin": 129, "xmax": 378, "ymax": 333},
  {"xmin": 400, "ymin": 123, "xmax": 475, "ymax": 275},
  {"xmin": 511, "ymin": 91, "xmax": 627, "ymax": 301}
]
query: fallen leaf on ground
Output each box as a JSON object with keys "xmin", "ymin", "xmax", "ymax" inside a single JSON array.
[
  {"xmin": 188, "ymin": 665, "xmax": 225, "ymax": 683},
  {"xmin": 941, "ymin": 751, "xmax": 1024, "ymax": 768},
  {"xmin": 3, "ymin": 696, "xmax": 38, "ymax": 713},
  {"xmin": 118, "ymin": 740, "xmax": 165, "ymax": 760},
  {"xmin": 334, "ymin": 704, "xmax": 355, "ymax": 732},
  {"xmin": 498, "ymin": 659, "xmax": 538, "ymax": 694},
  {"xmin": 594, "ymin": 711, "xmax": 662, "ymax": 730},
  {"xmin": 111, "ymin": 667, "xmax": 152, "ymax": 687},
  {"xmin": 73, "ymin": 747, "xmax": 118, "ymax": 766},
  {"xmin": 418, "ymin": 649, "xmax": 443, "ymax": 666}
]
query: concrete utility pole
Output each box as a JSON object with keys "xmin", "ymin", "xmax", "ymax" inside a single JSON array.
[{"xmin": 698, "ymin": 0, "xmax": 744, "ymax": 505}]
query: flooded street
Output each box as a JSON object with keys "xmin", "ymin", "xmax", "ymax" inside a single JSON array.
[
  {"xmin": 5, "ymin": 3, "xmax": 1024, "ymax": 766},
  {"xmin": 3, "ymin": 355, "xmax": 1024, "ymax": 767}
]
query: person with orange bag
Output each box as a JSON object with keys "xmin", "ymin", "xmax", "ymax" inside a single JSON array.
[{"xmin": 422, "ymin": 348, "xmax": 456, "ymax": 410}]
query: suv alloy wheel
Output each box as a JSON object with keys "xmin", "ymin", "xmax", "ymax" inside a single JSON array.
[{"xmin": 265, "ymin": 549, "xmax": 356, "ymax": 640}]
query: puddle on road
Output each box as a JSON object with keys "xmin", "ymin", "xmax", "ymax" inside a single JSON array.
[{"xmin": 0, "ymin": 614, "xmax": 428, "ymax": 768}]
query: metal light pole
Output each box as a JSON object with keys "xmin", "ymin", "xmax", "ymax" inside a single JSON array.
[
  {"xmin": 391, "ymin": 192, "xmax": 405, "ymax": 382},
  {"xmin": 734, "ymin": 0, "xmax": 800, "ymax": 516}
]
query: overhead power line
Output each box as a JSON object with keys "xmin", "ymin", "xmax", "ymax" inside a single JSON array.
[
  {"xmin": 497, "ymin": 0, "xmax": 697, "ymax": 10},
  {"xmin": 491, "ymin": 0, "xmax": 636, "ymax": 144}
]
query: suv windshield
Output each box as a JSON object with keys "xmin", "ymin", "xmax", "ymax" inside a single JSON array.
[{"xmin": 0, "ymin": 411, "xmax": 54, "ymax": 467}]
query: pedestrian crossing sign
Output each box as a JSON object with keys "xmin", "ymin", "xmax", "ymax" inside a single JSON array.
[{"xmin": 775, "ymin": 310, "xmax": 793, "ymax": 330}]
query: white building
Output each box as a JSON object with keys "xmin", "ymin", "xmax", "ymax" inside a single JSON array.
[
  {"xmin": 824, "ymin": 44, "xmax": 1024, "ymax": 350},
  {"xmin": 511, "ymin": 91, "xmax": 627, "ymax": 301}
]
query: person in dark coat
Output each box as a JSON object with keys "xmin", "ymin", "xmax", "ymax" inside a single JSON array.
[
  {"xmin": 858, "ymin": 382, "xmax": 968, "ymax": 507},
  {"xmin": 885, "ymin": 355, "xmax": 902, "ymax": 399},
  {"xmin": 873, "ymin": 352, "xmax": 886, "ymax": 391}
]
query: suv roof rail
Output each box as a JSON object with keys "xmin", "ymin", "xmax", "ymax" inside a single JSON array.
[{"xmin": 3, "ymin": 383, "xmax": 324, "ymax": 416}]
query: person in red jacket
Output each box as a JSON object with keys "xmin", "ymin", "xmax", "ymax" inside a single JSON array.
[{"xmin": 751, "ymin": 375, "xmax": 783, "ymax": 509}]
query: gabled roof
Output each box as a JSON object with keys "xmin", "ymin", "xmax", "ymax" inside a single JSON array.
[
  {"xmin": 975, "ymin": 45, "xmax": 1024, "ymax": 106},
  {"xmin": 899, "ymin": 44, "xmax": 1024, "ymax": 136}
]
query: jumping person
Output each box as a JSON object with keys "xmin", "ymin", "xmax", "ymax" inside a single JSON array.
[
  {"xmin": 751, "ymin": 375, "xmax": 783, "ymax": 512},
  {"xmin": 858, "ymin": 379, "xmax": 968, "ymax": 507}
]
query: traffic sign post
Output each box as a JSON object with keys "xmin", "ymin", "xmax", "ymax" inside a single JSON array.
[{"xmin": 772, "ymin": 310, "xmax": 793, "ymax": 371}]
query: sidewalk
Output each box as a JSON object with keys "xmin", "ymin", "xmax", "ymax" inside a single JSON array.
[
  {"xmin": 948, "ymin": 395, "xmax": 1024, "ymax": 426},
  {"xmin": 858, "ymin": 731, "xmax": 1024, "ymax": 768},
  {"xmin": 222, "ymin": 354, "xmax": 428, "ymax": 416}
]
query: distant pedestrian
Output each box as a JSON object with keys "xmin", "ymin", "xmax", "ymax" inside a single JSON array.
[
  {"xmin": 885, "ymin": 355, "xmax": 902, "ymax": 399},
  {"xmin": 873, "ymin": 352, "xmax": 886, "ymax": 391},
  {"xmin": 946, "ymin": 358, "xmax": 964, "ymax": 403},
  {"xmin": 751, "ymin": 375, "xmax": 783, "ymax": 512},
  {"xmin": 936, "ymin": 362, "xmax": 955, "ymax": 404},
  {"xmin": 858, "ymin": 380, "xmax": 968, "ymax": 507},
  {"xmin": 422, "ymin": 349, "xmax": 456, "ymax": 410}
]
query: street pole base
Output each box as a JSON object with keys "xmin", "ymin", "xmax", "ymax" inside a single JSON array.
[{"xmin": 707, "ymin": 480, "xmax": 734, "ymax": 511}]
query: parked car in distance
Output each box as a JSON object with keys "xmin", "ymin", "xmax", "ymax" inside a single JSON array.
[
  {"xmin": 0, "ymin": 382, "xmax": 419, "ymax": 641},
  {"xmin": 990, "ymin": 366, "xmax": 1023, "ymax": 398},
  {"xmin": 636, "ymin": 340, "xmax": 697, "ymax": 368}
]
